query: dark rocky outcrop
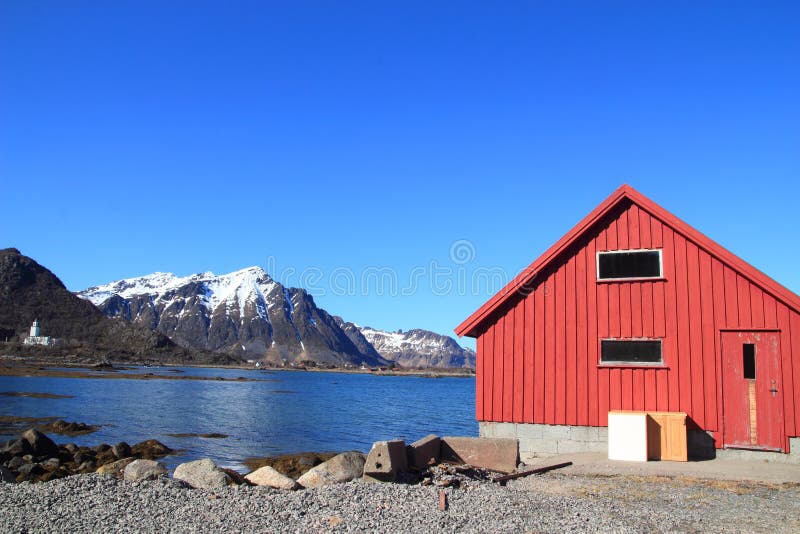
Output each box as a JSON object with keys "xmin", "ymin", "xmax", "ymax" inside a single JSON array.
[
  {"xmin": 0, "ymin": 428, "xmax": 173, "ymax": 483},
  {"xmin": 21, "ymin": 429, "xmax": 59, "ymax": 459},
  {"xmin": 0, "ymin": 248, "xmax": 234, "ymax": 364}
]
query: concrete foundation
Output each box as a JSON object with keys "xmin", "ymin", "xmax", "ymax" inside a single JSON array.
[
  {"xmin": 480, "ymin": 422, "xmax": 606, "ymax": 462},
  {"xmin": 715, "ymin": 438, "xmax": 800, "ymax": 464},
  {"xmin": 480, "ymin": 422, "xmax": 800, "ymax": 464}
]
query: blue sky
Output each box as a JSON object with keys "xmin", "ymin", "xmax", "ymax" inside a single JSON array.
[{"xmin": 1, "ymin": 1, "xmax": 798, "ymax": 349}]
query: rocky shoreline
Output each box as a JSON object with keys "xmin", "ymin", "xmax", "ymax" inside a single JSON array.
[
  {"xmin": 0, "ymin": 355, "xmax": 475, "ymax": 380},
  {"xmin": 1, "ymin": 467, "xmax": 798, "ymax": 533},
  {"xmin": 2, "ymin": 428, "xmax": 800, "ymax": 532}
]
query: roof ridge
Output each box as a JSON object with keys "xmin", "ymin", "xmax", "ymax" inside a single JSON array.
[{"xmin": 455, "ymin": 185, "xmax": 800, "ymax": 338}]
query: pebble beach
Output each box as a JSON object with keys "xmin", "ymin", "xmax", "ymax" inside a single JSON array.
[{"xmin": 2, "ymin": 471, "xmax": 799, "ymax": 533}]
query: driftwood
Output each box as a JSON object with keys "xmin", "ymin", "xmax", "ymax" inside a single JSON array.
[{"xmin": 492, "ymin": 461, "xmax": 573, "ymax": 485}]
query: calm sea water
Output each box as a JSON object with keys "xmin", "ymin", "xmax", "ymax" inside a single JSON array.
[{"xmin": 0, "ymin": 367, "xmax": 477, "ymax": 471}]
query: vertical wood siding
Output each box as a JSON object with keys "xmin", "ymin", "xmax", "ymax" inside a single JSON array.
[{"xmin": 475, "ymin": 202, "xmax": 800, "ymax": 451}]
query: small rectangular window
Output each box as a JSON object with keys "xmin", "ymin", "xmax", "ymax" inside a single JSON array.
[
  {"xmin": 743, "ymin": 343, "xmax": 756, "ymax": 379},
  {"xmin": 601, "ymin": 339, "xmax": 663, "ymax": 364},
  {"xmin": 597, "ymin": 250, "xmax": 662, "ymax": 280}
]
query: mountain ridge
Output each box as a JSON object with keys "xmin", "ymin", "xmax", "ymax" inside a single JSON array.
[
  {"xmin": 78, "ymin": 267, "xmax": 390, "ymax": 367},
  {"xmin": 79, "ymin": 266, "xmax": 475, "ymax": 369}
]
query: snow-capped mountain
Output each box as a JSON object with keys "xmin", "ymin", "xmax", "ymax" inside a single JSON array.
[
  {"xmin": 357, "ymin": 326, "xmax": 476, "ymax": 369},
  {"xmin": 77, "ymin": 267, "xmax": 388, "ymax": 367}
]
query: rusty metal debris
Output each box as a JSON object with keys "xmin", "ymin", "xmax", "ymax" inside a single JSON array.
[{"xmin": 492, "ymin": 461, "xmax": 573, "ymax": 485}]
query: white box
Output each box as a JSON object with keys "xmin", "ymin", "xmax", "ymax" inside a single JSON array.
[{"xmin": 608, "ymin": 411, "xmax": 648, "ymax": 462}]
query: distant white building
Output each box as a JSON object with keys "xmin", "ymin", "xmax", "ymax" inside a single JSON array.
[{"xmin": 23, "ymin": 319, "xmax": 57, "ymax": 346}]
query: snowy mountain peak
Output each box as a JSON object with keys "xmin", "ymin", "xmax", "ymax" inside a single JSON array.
[
  {"xmin": 77, "ymin": 266, "xmax": 475, "ymax": 369},
  {"xmin": 76, "ymin": 268, "xmax": 387, "ymax": 367},
  {"xmin": 359, "ymin": 326, "xmax": 476, "ymax": 369},
  {"xmin": 79, "ymin": 266, "xmax": 277, "ymax": 309}
]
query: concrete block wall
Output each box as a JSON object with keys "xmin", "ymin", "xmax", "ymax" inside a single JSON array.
[
  {"xmin": 480, "ymin": 422, "xmax": 607, "ymax": 461},
  {"xmin": 482, "ymin": 422, "xmax": 800, "ymax": 464}
]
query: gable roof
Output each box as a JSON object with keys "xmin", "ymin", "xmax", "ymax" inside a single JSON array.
[{"xmin": 455, "ymin": 184, "xmax": 800, "ymax": 338}]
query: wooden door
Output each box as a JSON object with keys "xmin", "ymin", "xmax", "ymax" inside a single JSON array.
[{"xmin": 721, "ymin": 331, "xmax": 784, "ymax": 451}]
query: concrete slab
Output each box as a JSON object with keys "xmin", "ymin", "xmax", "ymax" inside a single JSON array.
[
  {"xmin": 363, "ymin": 440, "xmax": 408, "ymax": 482},
  {"xmin": 407, "ymin": 434, "xmax": 440, "ymax": 471},
  {"xmin": 521, "ymin": 451, "xmax": 800, "ymax": 484},
  {"xmin": 441, "ymin": 436, "xmax": 519, "ymax": 474}
]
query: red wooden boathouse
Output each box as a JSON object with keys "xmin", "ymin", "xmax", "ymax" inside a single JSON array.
[{"xmin": 455, "ymin": 185, "xmax": 800, "ymax": 459}]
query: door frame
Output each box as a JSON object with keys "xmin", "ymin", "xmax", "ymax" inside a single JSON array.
[{"xmin": 720, "ymin": 329, "xmax": 785, "ymax": 452}]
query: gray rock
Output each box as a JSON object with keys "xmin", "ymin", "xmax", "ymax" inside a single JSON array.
[
  {"xmin": 41, "ymin": 458, "xmax": 61, "ymax": 470},
  {"xmin": 0, "ymin": 466, "xmax": 15, "ymax": 483},
  {"xmin": 173, "ymin": 459, "xmax": 231, "ymax": 489},
  {"xmin": 78, "ymin": 461, "xmax": 96, "ymax": 472},
  {"xmin": 112, "ymin": 442, "xmax": 132, "ymax": 460},
  {"xmin": 123, "ymin": 459, "xmax": 167, "ymax": 482},
  {"xmin": 7, "ymin": 456, "xmax": 24, "ymax": 470},
  {"xmin": 21, "ymin": 429, "xmax": 59, "ymax": 459},
  {"xmin": 63, "ymin": 443, "xmax": 79, "ymax": 454},
  {"xmin": 17, "ymin": 463, "xmax": 44, "ymax": 478},
  {"xmin": 2, "ymin": 439, "xmax": 32, "ymax": 457},
  {"xmin": 96, "ymin": 458, "xmax": 135, "ymax": 478},
  {"xmin": 296, "ymin": 451, "xmax": 365, "ymax": 488},
  {"xmin": 245, "ymin": 466, "xmax": 299, "ymax": 490}
]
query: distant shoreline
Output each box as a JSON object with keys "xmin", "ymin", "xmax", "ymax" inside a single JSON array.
[{"xmin": 0, "ymin": 355, "xmax": 475, "ymax": 381}]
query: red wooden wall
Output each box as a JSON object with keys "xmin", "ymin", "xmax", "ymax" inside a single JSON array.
[{"xmin": 475, "ymin": 201, "xmax": 800, "ymax": 450}]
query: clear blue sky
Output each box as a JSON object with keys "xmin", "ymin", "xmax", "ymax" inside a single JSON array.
[{"xmin": 2, "ymin": 1, "xmax": 798, "ymax": 349}]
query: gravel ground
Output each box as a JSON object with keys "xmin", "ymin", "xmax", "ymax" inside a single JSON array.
[{"xmin": 1, "ymin": 473, "xmax": 798, "ymax": 533}]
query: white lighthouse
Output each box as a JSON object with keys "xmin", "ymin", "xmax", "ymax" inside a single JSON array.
[{"xmin": 23, "ymin": 319, "xmax": 55, "ymax": 346}]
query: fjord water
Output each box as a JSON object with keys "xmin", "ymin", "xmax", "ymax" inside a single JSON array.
[{"xmin": 0, "ymin": 368, "xmax": 476, "ymax": 471}]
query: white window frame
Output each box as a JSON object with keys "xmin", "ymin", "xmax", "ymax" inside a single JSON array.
[{"xmin": 596, "ymin": 248, "xmax": 663, "ymax": 281}]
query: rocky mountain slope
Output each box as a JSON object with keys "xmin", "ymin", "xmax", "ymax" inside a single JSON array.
[
  {"xmin": 356, "ymin": 326, "xmax": 476, "ymax": 369},
  {"xmin": 0, "ymin": 248, "xmax": 224, "ymax": 363},
  {"xmin": 78, "ymin": 267, "xmax": 389, "ymax": 367},
  {"xmin": 79, "ymin": 266, "xmax": 476, "ymax": 369}
]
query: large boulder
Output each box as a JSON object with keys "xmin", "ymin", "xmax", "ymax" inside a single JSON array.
[
  {"xmin": 21, "ymin": 429, "xmax": 59, "ymax": 459},
  {"xmin": 173, "ymin": 459, "xmax": 232, "ymax": 489},
  {"xmin": 96, "ymin": 458, "xmax": 136, "ymax": 478},
  {"xmin": 297, "ymin": 451, "xmax": 365, "ymax": 489},
  {"xmin": 245, "ymin": 466, "xmax": 300, "ymax": 490},
  {"xmin": 124, "ymin": 459, "xmax": 167, "ymax": 482}
]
